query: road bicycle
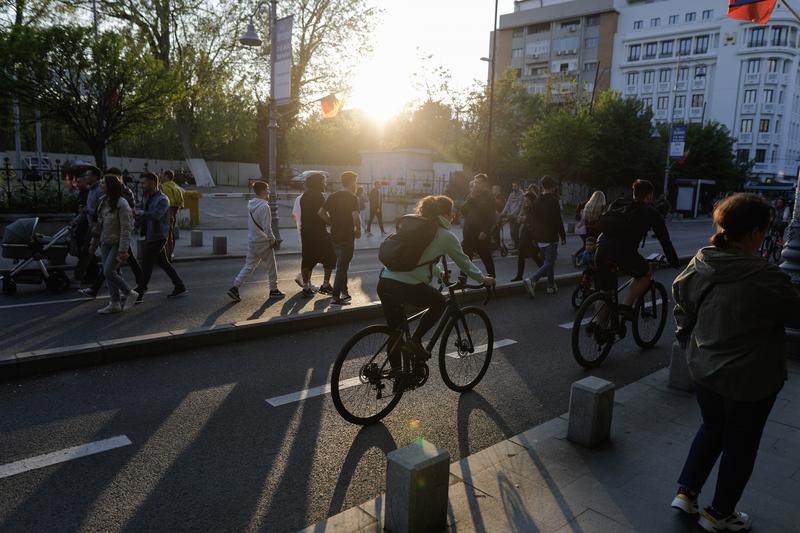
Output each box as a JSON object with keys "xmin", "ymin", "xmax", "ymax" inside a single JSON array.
[
  {"xmin": 571, "ymin": 254, "xmax": 669, "ymax": 369},
  {"xmin": 331, "ymin": 259, "xmax": 494, "ymax": 425},
  {"xmin": 760, "ymin": 224, "xmax": 785, "ymax": 263}
]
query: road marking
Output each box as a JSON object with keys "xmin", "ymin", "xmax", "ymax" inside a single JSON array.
[
  {"xmin": 0, "ymin": 291, "xmax": 163, "ymax": 310},
  {"xmin": 0, "ymin": 435, "xmax": 132, "ymax": 479},
  {"xmin": 265, "ymin": 339, "xmax": 517, "ymax": 407},
  {"xmin": 559, "ymin": 300, "xmax": 664, "ymax": 329}
]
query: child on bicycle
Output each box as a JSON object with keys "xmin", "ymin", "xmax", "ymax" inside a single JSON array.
[
  {"xmin": 377, "ymin": 195, "xmax": 496, "ymax": 370},
  {"xmin": 579, "ymin": 236, "xmax": 597, "ymax": 289}
]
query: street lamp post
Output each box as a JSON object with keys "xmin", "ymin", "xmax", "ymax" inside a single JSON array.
[
  {"xmin": 240, "ymin": 0, "xmax": 282, "ymax": 245},
  {"xmin": 485, "ymin": 0, "xmax": 499, "ymax": 182}
]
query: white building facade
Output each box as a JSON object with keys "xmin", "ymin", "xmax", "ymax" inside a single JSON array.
[{"xmin": 611, "ymin": 0, "xmax": 800, "ymax": 180}]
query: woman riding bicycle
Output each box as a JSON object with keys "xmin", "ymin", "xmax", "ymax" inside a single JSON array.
[{"xmin": 377, "ymin": 195, "xmax": 496, "ymax": 368}]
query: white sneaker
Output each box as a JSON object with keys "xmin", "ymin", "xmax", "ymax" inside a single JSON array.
[
  {"xmin": 671, "ymin": 491, "xmax": 699, "ymax": 515},
  {"xmin": 523, "ymin": 278, "xmax": 536, "ymax": 298},
  {"xmin": 122, "ymin": 290, "xmax": 139, "ymax": 311},
  {"xmin": 698, "ymin": 509, "xmax": 752, "ymax": 532},
  {"xmin": 97, "ymin": 301, "xmax": 122, "ymax": 314}
]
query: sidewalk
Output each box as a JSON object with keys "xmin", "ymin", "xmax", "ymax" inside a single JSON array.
[{"xmin": 302, "ymin": 360, "xmax": 800, "ymax": 532}]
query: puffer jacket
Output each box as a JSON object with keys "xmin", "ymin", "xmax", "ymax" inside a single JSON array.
[{"xmin": 673, "ymin": 245, "xmax": 800, "ymax": 401}]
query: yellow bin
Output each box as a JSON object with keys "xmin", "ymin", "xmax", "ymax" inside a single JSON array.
[{"xmin": 184, "ymin": 190, "xmax": 201, "ymax": 226}]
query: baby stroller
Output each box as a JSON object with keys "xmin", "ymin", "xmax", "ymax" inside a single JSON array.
[
  {"xmin": 490, "ymin": 218, "xmax": 509, "ymax": 257},
  {"xmin": 1, "ymin": 217, "xmax": 73, "ymax": 295}
]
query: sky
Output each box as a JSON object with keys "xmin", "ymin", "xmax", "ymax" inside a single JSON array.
[{"xmin": 348, "ymin": 0, "xmax": 517, "ymax": 122}]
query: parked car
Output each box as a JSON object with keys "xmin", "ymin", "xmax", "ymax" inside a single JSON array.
[{"xmin": 289, "ymin": 170, "xmax": 329, "ymax": 190}]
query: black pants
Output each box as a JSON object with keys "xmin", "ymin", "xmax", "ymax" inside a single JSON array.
[
  {"xmin": 332, "ymin": 240, "xmax": 354, "ymax": 299},
  {"xmin": 367, "ymin": 208, "xmax": 384, "ymax": 234},
  {"xmin": 90, "ymin": 247, "xmax": 143, "ymax": 292},
  {"xmin": 377, "ymin": 277, "xmax": 446, "ymax": 368},
  {"xmin": 461, "ymin": 235, "xmax": 495, "ymax": 278},
  {"xmin": 509, "ymin": 219, "xmax": 520, "ymax": 249},
  {"xmin": 139, "ymin": 239, "xmax": 184, "ymax": 291},
  {"xmin": 514, "ymin": 226, "xmax": 543, "ymax": 278},
  {"xmin": 678, "ymin": 383, "xmax": 778, "ymax": 515}
]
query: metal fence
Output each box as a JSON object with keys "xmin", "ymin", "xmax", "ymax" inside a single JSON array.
[{"xmin": 1, "ymin": 158, "xmax": 77, "ymax": 213}]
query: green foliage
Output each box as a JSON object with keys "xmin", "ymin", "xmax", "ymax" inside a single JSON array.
[{"xmin": 520, "ymin": 110, "xmax": 597, "ymax": 182}]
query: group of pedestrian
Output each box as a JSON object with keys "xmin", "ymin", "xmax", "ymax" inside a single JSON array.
[{"xmin": 73, "ymin": 167, "xmax": 187, "ymax": 314}]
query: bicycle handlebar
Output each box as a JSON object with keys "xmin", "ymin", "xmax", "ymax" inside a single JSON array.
[{"xmin": 448, "ymin": 281, "xmax": 494, "ymax": 305}]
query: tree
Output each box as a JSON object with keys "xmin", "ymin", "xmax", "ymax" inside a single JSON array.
[
  {"xmin": 0, "ymin": 26, "xmax": 179, "ymax": 167},
  {"xmin": 520, "ymin": 110, "xmax": 597, "ymax": 182}
]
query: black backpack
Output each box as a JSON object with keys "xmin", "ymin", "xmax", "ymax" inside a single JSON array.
[
  {"xmin": 597, "ymin": 199, "xmax": 642, "ymax": 241},
  {"xmin": 379, "ymin": 215, "xmax": 439, "ymax": 271}
]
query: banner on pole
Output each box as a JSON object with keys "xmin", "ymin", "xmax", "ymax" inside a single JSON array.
[
  {"xmin": 669, "ymin": 125, "xmax": 687, "ymax": 160},
  {"xmin": 275, "ymin": 15, "xmax": 293, "ymax": 105}
]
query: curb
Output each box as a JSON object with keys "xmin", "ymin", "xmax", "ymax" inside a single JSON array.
[{"xmin": 172, "ymin": 245, "xmax": 382, "ymax": 263}]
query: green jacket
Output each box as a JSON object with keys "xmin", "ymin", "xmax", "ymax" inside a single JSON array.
[
  {"xmin": 381, "ymin": 216, "xmax": 486, "ymax": 285},
  {"xmin": 673, "ymin": 246, "xmax": 800, "ymax": 401}
]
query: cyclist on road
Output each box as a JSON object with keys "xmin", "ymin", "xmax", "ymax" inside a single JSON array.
[
  {"xmin": 595, "ymin": 179, "xmax": 680, "ymax": 319},
  {"xmin": 377, "ymin": 195, "xmax": 496, "ymax": 368}
]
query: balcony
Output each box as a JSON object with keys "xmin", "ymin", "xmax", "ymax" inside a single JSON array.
[
  {"xmin": 689, "ymin": 107, "xmax": 704, "ymax": 118},
  {"xmin": 655, "ymin": 109, "xmax": 668, "ymax": 119},
  {"xmin": 766, "ymin": 72, "xmax": 780, "ymax": 84},
  {"xmin": 675, "ymin": 80, "xmax": 688, "ymax": 91},
  {"xmin": 525, "ymin": 54, "xmax": 546, "ymax": 63},
  {"xmin": 626, "ymin": 85, "xmax": 638, "ymax": 95},
  {"xmin": 657, "ymin": 82, "xmax": 671, "ymax": 92},
  {"xmin": 692, "ymin": 78, "xmax": 706, "ymax": 90},
  {"xmin": 738, "ymin": 133, "xmax": 753, "ymax": 144},
  {"xmin": 745, "ymin": 73, "xmax": 760, "ymax": 84},
  {"xmin": 741, "ymin": 103, "xmax": 757, "ymax": 114},
  {"xmin": 642, "ymin": 83, "xmax": 654, "ymax": 94},
  {"xmin": 762, "ymin": 103, "xmax": 776, "ymax": 114},
  {"xmin": 758, "ymin": 133, "xmax": 771, "ymax": 144},
  {"xmin": 673, "ymin": 108, "xmax": 685, "ymax": 119}
]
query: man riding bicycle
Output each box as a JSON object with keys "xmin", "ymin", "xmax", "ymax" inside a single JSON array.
[
  {"xmin": 377, "ymin": 195, "xmax": 496, "ymax": 369},
  {"xmin": 595, "ymin": 179, "xmax": 680, "ymax": 320}
]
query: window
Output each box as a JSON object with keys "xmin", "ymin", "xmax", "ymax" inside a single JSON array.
[
  {"xmin": 629, "ymin": 44, "xmax": 641, "ymax": 61},
  {"xmin": 695, "ymin": 35, "xmax": 709, "ymax": 54},
  {"xmin": 513, "ymin": 28, "xmax": 524, "ymax": 38},
  {"xmin": 586, "ymin": 15, "xmax": 600, "ymax": 27},
  {"xmin": 772, "ymin": 26, "xmax": 789, "ymax": 46},
  {"xmin": 779, "ymin": 89, "xmax": 785, "ymax": 103},
  {"xmin": 642, "ymin": 97, "xmax": 653, "ymax": 108},
  {"xmin": 741, "ymin": 119, "xmax": 753, "ymax": 133},
  {"xmin": 678, "ymin": 38, "xmax": 692, "ymax": 56},
  {"xmin": 737, "ymin": 149, "xmax": 750, "ymax": 162},
  {"xmin": 744, "ymin": 89, "xmax": 757, "ymax": 103},
  {"xmin": 755, "ymin": 149, "xmax": 766, "ymax": 163},
  {"xmin": 651, "ymin": 17, "xmax": 660, "ymax": 27},
  {"xmin": 677, "ymin": 67, "xmax": 689, "ymax": 81},
  {"xmin": 658, "ymin": 96, "xmax": 669, "ymax": 110},
  {"xmin": 747, "ymin": 59, "xmax": 761, "ymax": 74},
  {"xmin": 634, "ymin": 20, "xmax": 643, "ymax": 30},
  {"xmin": 669, "ymin": 14, "xmax": 679, "ymax": 25},
  {"xmin": 561, "ymin": 19, "xmax": 580, "ymax": 28},
  {"xmin": 585, "ymin": 37, "xmax": 598, "ymax": 49},
  {"xmin": 527, "ymin": 23, "xmax": 549, "ymax": 34},
  {"xmin": 692, "ymin": 94, "xmax": 704, "ymax": 107},
  {"xmin": 675, "ymin": 95, "xmax": 686, "ymax": 108},
  {"xmin": 685, "ymin": 12, "xmax": 696, "ymax": 22},
  {"xmin": 643, "ymin": 70, "xmax": 655, "ymax": 84},
  {"xmin": 702, "ymin": 9, "xmax": 713, "ymax": 20},
  {"xmin": 526, "ymin": 40, "xmax": 549, "ymax": 56},
  {"xmin": 555, "ymin": 36, "xmax": 579, "ymax": 52},
  {"xmin": 768, "ymin": 58, "xmax": 779, "ymax": 72},
  {"xmin": 529, "ymin": 66, "xmax": 548, "ymax": 76},
  {"xmin": 660, "ymin": 41, "xmax": 674, "ymax": 57},
  {"xmin": 749, "ymin": 27, "xmax": 766, "ymax": 47},
  {"xmin": 512, "ymin": 48, "xmax": 523, "ymax": 59},
  {"xmin": 695, "ymin": 65, "xmax": 707, "ymax": 78},
  {"xmin": 627, "ymin": 72, "xmax": 639, "ymax": 85},
  {"xmin": 559, "ymin": 63, "xmax": 569, "ymax": 73},
  {"xmin": 659, "ymin": 69, "xmax": 671, "ymax": 83},
  {"xmin": 775, "ymin": 119, "xmax": 781, "ymax": 133},
  {"xmin": 764, "ymin": 89, "xmax": 774, "ymax": 103},
  {"xmin": 583, "ymin": 61, "xmax": 598, "ymax": 72},
  {"xmin": 760, "ymin": 119, "xmax": 770, "ymax": 132},
  {"xmin": 644, "ymin": 42, "xmax": 657, "ymax": 59}
]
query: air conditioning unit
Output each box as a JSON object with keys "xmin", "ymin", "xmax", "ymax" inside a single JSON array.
[
  {"xmin": 570, "ymin": 49, "xmax": 577, "ymax": 54},
  {"xmin": 556, "ymin": 50, "xmax": 564, "ymax": 55}
]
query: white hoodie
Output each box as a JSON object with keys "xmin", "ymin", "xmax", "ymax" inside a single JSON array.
[{"xmin": 247, "ymin": 197, "xmax": 275, "ymax": 246}]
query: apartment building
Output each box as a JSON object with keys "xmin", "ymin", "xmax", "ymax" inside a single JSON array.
[{"xmin": 492, "ymin": 0, "xmax": 619, "ymax": 101}]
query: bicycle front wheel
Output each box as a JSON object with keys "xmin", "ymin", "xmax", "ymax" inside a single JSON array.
[
  {"xmin": 331, "ymin": 325, "xmax": 403, "ymax": 425},
  {"xmin": 572, "ymin": 291, "xmax": 615, "ymax": 369},
  {"xmin": 632, "ymin": 281, "xmax": 668, "ymax": 348},
  {"xmin": 438, "ymin": 307, "xmax": 494, "ymax": 392}
]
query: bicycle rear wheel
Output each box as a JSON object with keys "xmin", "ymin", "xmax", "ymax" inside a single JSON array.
[
  {"xmin": 632, "ymin": 281, "xmax": 668, "ymax": 348},
  {"xmin": 331, "ymin": 325, "xmax": 403, "ymax": 425},
  {"xmin": 572, "ymin": 291, "xmax": 615, "ymax": 369},
  {"xmin": 439, "ymin": 307, "xmax": 493, "ymax": 392}
]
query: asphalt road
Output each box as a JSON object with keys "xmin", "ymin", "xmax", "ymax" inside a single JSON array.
[
  {"xmin": 0, "ymin": 269, "xmax": 681, "ymax": 533},
  {"xmin": 0, "ymin": 220, "xmax": 713, "ymax": 354}
]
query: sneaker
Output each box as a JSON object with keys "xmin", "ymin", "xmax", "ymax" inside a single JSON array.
[
  {"xmin": 268, "ymin": 289, "xmax": 285, "ymax": 300},
  {"xmin": 122, "ymin": 290, "xmax": 139, "ymax": 311},
  {"xmin": 97, "ymin": 301, "xmax": 122, "ymax": 314},
  {"xmin": 168, "ymin": 286, "xmax": 188, "ymax": 299},
  {"xmin": 671, "ymin": 487, "xmax": 699, "ymax": 515},
  {"xmin": 294, "ymin": 273, "xmax": 304, "ymax": 289},
  {"xmin": 698, "ymin": 508, "xmax": 752, "ymax": 532},
  {"xmin": 366, "ymin": 231, "xmax": 373, "ymax": 237},
  {"xmin": 330, "ymin": 297, "xmax": 351, "ymax": 305},
  {"xmin": 618, "ymin": 304, "xmax": 636, "ymax": 322},
  {"xmin": 341, "ymin": 291, "xmax": 352, "ymax": 301},
  {"xmin": 302, "ymin": 284, "xmax": 315, "ymax": 297},
  {"xmin": 79, "ymin": 288, "xmax": 97, "ymax": 298},
  {"xmin": 134, "ymin": 288, "xmax": 145, "ymax": 304},
  {"xmin": 523, "ymin": 278, "xmax": 536, "ymax": 298},
  {"xmin": 546, "ymin": 286, "xmax": 556, "ymax": 295},
  {"xmin": 318, "ymin": 282, "xmax": 333, "ymax": 295},
  {"xmin": 227, "ymin": 286, "xmax": 241, "ymax": 302}
]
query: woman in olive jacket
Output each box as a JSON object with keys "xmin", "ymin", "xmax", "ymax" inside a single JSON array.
[{"xmin": 671, "ymin": 193, "xmax": 800, "ymax": 532}]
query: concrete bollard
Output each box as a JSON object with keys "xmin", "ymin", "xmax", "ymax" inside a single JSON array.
[
  {"xmin": 190, "ymin": 230, "xmax": 203, "ymax": 247},
  {"xmin": 212, "ymin": 236, "xmax": 227, "ymax": 255},
  {"xmin": 385, "ymin": 439, "xmax": 450, "ymax": 533},
  {"xmin": 669, "ymin": 340, "xmax": 694, "ymax": 392},
  {"xmin": 567, "ymin": 376, "xmax": 615, "ymax": 447}
]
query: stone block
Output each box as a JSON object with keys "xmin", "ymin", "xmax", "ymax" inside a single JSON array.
[
  {"xmin": 668, "ymin": 340, "xmax": 694, "ymax": 392},
  {"xmin": 385, "ymin": 439, "xmax": 450, "ymax": 533},
  {"xmin": 212, "ymin": 235, "xmax": 227, "ymax": 255},
  {"xmin": 567, "ymin": 376, "xmax": 615, "ymax": 447},
  {"xmin": 190, "ymin": 230, "xmax": 203, "ymax": 247}
]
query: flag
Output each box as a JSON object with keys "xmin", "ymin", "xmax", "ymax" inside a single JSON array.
[
  {"xmin": 321, "ymin": 93, "xmax": 343, "ymax": 119},
  {"xmin": 728, "ymin": 0, "xmax": 778, "ymax": 24}
]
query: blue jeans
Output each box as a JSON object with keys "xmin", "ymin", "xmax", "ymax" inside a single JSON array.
[
  {"xmin": 100, "ymin": 243, "xmax": 132, "ymax": 302},
  {"xmin": 531, "ymin": 243, "xmax": 558, "ymax": 287}
]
